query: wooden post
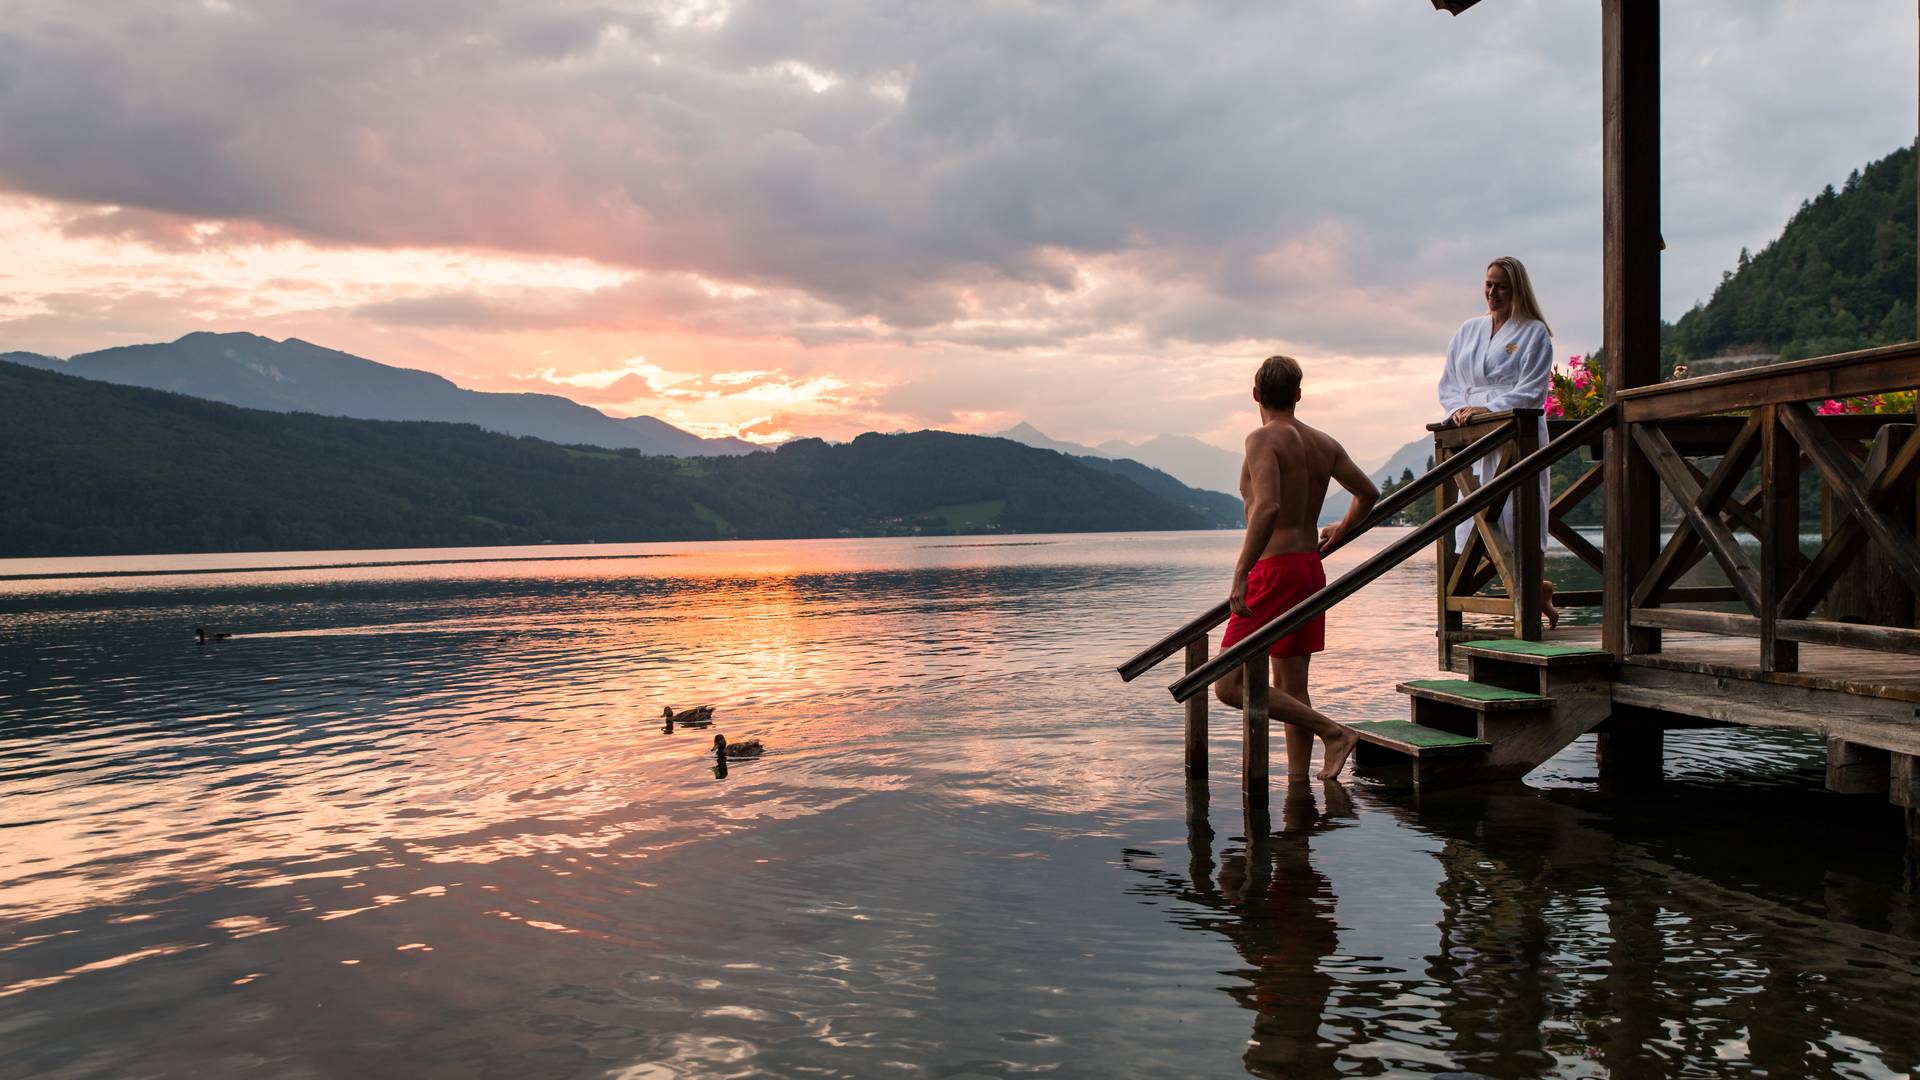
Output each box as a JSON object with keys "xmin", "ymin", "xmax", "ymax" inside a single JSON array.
[
  {"xmin": 1600, "ymin": 0, "xmax": 1663, "ymax": 660},
  {"xmin": 1185, "ymin": 774, "xmax": 1215, "ymax": 893},
  {"xmin": 1596, "ymin": 721, "xmax": 1663, "ymax": 787},
  {"xmin": 1183, "ymin": 637, "xmax": 1209, "ymax": 777},
  {"xmin": 1242, "ymin": 656, "xmax": 1269, "ymax": 818},
  {"xmin": 1185, "ymin": 768, "xmax": 1212, "ymax": 853},
  {"xmin": 1826, "ymin": 738, "xmax": 1891, "ymax": 795},
  {"xmin": 1895, "ymin": 752, "xmax": 1919, "ymax": 882},
  {"xmin": 1760, "ymin": 405, "xmax": 1800, "ymax": 672},
  {"xmin": 1894, "ymin": 752, "xmax": 1920, "ymax": 810},
  {"xmin": 1514, "ymin": 419, "xmax": 1545, "ymax": 640},
  {"xmin": 1436, "ymin": 438, "xmax": 1461, "ymax": 669}
]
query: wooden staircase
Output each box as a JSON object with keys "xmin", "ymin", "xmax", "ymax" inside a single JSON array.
[{"xmin": 1350, "ymin": 639, "xmax": 1614, "ymax": 786}]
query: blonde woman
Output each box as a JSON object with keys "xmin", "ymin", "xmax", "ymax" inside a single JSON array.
[{"xmin": 1437, "ymin": 256, "xmax": 1558, "ymax": 627}]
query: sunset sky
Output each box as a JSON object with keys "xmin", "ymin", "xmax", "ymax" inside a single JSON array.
[{"xmin": 1, "ymin": 1, "xmax": 1914, "ymax": 462}]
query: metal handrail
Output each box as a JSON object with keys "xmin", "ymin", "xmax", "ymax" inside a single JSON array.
[
  {"xmin": 1115, "ymin": 418, "xmax": 1518, "ymax": 682},
  {"xmin": 1166, "ymin": 405, "xmax": 1617, "ymax": 702}
]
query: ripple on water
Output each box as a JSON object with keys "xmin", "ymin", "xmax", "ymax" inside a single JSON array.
[{"xmin": 0, "ymin": 532, "xmax": 1917, "ymax": 1078}]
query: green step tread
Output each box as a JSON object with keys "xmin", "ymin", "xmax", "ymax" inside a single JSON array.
[
  {"xmin": 1347, "ymin": 720, "xmax": 1490, "ymax": 754},
  {"xmin": 1400, "ymin": 678, "xmax": 1546, "ymax": 705},
  {"xmin": 1458, "ymin": 639, "xmax": 1610, "ymax": 659}
]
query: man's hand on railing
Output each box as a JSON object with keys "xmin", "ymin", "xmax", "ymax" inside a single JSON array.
[{"xmin": 1317, "ymin": 522, "xmax": 1346, "ymax": 554}]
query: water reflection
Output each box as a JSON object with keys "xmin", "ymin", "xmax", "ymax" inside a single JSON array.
[
  {"xmin": 1134, "ymin": 768, "xmax": 1920, "ymax": 1077},
  {"xmin": 4, "ymin": 531, "xmax": 1920, "ymax": 1077}
]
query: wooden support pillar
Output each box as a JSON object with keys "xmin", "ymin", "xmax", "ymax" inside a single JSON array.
[
  {"xmin": 1760, "ymin": 405, "xmax": 1800, "ymax": 672},
  {"xmin": 1600, "ymin": 0, "xmax": 1662, "ymax": 660},
  {"xmin": 1906, "ymin": 807, "xmax": 1920, "ymax": 891},
  {"xmin": 1183, "ymin": 637, "xmax": 1209, "ymax": 778},
  {"xmin": 1242, "ymin": 656, "xmax": 1269, "ymax": 822},
  {"xmin": 1185, "ymin": 769, "xmax": 1212, "ymax": 853},
  {"xmin": 1596, "ymin": 724, "xmax": 1663, "ymax": 786},
  {"xmin": 1185, "ymin": 776, "xmax": 1215, "ymax": 895},
  {"xmin": 1894, "ymin": 752, "xmax": 1920, "ymax": 809},
  {"xmin": 1825, "ymin": 738, "xmax": 1891, "ymax": 795},
  {"xmin": 1895, "ymin": 755, "xmax": 1920, "ymax": 879},
  {"xmin": 1514, "ymin": 419, "xmax": 1545, "ymax": 641}
]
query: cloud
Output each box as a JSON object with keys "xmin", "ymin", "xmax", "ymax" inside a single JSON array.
[{"xmin": 0, "ymin": 1, "xmax": 1913, "ymax": 451}]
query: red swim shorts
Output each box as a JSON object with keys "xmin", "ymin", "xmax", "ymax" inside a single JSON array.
[{"xmin": 1220, "ymin": 551, "xmax": 1327, "ymax": 658}]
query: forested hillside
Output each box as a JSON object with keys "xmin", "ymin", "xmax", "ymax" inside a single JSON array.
[
  {"xmin": 1669, "ymin": 144, "xmax": 1916, "ymax": 365},
  {"xmin": 0, "ymin": 362, "xmax": 1237, "ymax": 557}
]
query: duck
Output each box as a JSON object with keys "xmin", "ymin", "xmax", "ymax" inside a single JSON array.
[
  {"xmin": 194, "ymin": 627, "xmax": 232, "ymax": 644},
  {"xmin": 713, "ymin": 734, "xmax": 764, "ymax": 760},
  {"xmin": 663, "ymin": 705, "xmax": 715, "ymax": 726}
]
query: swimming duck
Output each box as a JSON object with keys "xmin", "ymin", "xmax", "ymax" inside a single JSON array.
[
  {"xmin": 194, "ymin": 627, "xmax": 232, "ymax": 644},
  {"xmin": 713, "ymin": 734, "xmax": 764, "ymax": 760},
  {"xmin": 663, "ymin": 705, "xmax": 715, "ymax": 726}
]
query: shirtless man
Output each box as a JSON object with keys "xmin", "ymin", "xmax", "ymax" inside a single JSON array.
[{"xmin": 1214, "ymin": 354, "xmax": 1376, "ymax": 780}]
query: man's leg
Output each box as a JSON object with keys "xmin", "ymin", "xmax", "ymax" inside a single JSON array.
[
  {"xmin": 1214, "ymin": 663, "xmax": 1244, "ymax": 710},
  {"xmin": 1273, "ymin": 655, "xmax": 1316, "ymax": 778},
  {"xmin": 1268, "ymin": 654, "xmax": 1356, "ymax": 780}
]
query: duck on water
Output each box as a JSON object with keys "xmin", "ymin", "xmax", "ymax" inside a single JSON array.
[{"xmin": 713, "ymin": 734, "xmax": 764, "ymax": 760}]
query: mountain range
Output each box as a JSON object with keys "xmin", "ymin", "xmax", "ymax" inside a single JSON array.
[
  {"xmin": 2, "ymin": 332, "xmax": 760, "ymax": 458},
  {"xmin": 996, "ymin": 422, "xmax": 1244, "ymax": 495},
  {"xmin": 0, "ymin": 361, "xmax": 1241, "ymax": 557}
]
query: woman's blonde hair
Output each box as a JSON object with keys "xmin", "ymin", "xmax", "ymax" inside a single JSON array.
[{"xmin": 1488, "ymin": 256, "xmax": 1551, "ymax": 338}]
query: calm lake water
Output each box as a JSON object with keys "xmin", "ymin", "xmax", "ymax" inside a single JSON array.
[{"xmin": 1, "ymin": 530, "xmax": 1917, "ymax": 1079}]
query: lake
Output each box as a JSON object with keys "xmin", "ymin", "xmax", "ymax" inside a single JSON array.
[{"xmin": 1, "ymin": 530, "xmax": 1917, "ymax": 1078}]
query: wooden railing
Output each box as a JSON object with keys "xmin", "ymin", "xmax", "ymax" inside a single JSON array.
[
  {"xmin": 1166, "ymin": 407, "xmax": 1617, "ymax": 703},
  {"xmin": 1432, "ymin": 408, "xmax": 1557, "ymax": 667},
  {"xmin": 1610, "ymin": 342, "xmax": 1920, "ymax": 669},
  {"xmin": 1115, "ymin": 419, "xmax": 1521, "ymax": 685}
]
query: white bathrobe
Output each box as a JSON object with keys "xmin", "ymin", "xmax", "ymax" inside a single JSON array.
[{"xmin": 1436, "ymin": 315, "xmax": 1553, "ymax": 554}]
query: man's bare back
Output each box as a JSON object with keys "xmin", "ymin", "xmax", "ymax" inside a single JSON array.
[
  {"xmin": 1237, "ymin": 416, "xmax": 1373, "ymax": 561},
  {"xmin": 1215, "ymin": 355, "xmax": 1377, "ymax": 781}
]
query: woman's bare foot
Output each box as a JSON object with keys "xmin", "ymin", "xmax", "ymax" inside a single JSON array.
[
  {"xmin": 1542, "ymin": 580, "xmax": 1560, "ymax": 630},
  {"xmin": 1317, "ymin": 729, "xmax": 1358, "ymax": 779}
]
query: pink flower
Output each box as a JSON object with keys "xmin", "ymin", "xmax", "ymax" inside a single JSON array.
[
  {"xmin": 1816, "ymin": 399, "xmax": 1845, "ymax": 416},
  {"xmin": 1572, "ymin": 370, "xmax": 1590, "ymax": 392},
  {"xmin": 1545, "ymin": 397, "xmax": 1565, "ymax": 418}
]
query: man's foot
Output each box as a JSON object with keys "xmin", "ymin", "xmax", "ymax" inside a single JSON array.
[
  {"xmin": 1542, "ymin": 581, "xmax": 1561, "ymax": 630},
  {"xmin": 1317, "ymin": 728, "xmax": 1358, "ymax": 779}
]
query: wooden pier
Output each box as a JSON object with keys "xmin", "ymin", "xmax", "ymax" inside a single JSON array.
[{"xmin": 1119, "ymin": 0, "xmax": 1920, "ymax": 855}]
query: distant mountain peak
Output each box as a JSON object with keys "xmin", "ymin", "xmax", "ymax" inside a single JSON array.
[
  {"xmin": 995, "ymin": 421, "xmax": 1240, "ymax": 496},
  {"xmin": 11, "ymin": 333, "xmax": 762, "ymax": 458}
]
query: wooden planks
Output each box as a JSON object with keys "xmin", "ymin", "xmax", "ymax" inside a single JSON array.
[
  {"xmin": 1345, "ymin": 720, "xmax": 1491, "ymax": 757},
  {"xmin": 1610, "ymin": 665, "xmax": 1920, "ymax": 756},
  {"xmin": 1628, "ymin": 607, "xmax": 1920, "ymax": 657},
  {"xmin": 1398, "ymin": 678, "xmax": 1549, "ymax": 710},
  {"xmin": 1456, "ymin": 639, "xmax": 1611, "ymax": 665}
]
